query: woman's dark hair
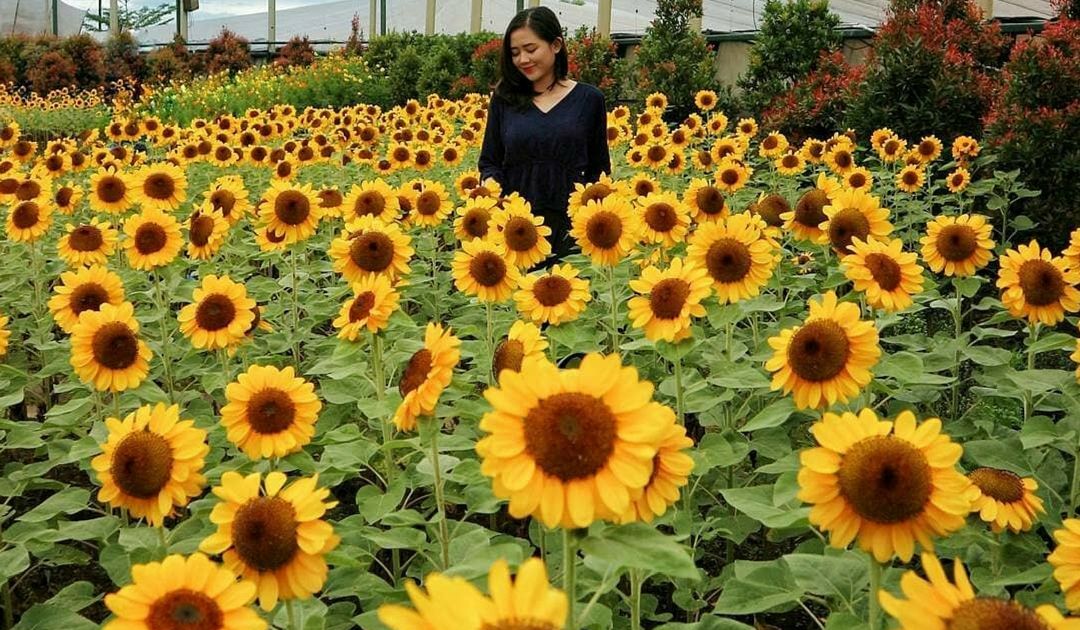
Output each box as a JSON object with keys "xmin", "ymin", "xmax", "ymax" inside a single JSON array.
[{"xmin": 493, "ymin": 7, "xmax": 569, "ymax": 110}]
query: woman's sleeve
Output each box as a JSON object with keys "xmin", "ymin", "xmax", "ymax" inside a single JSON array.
[
  {"xmin": 585, "ymin": 91, "xmax": 611, "ymax": 181},
  {"xmin": 478, "ymin": 96, "xmax": 505, "ymax": 185}
]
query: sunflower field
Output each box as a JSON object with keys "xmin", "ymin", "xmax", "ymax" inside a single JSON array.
[{"xmin": 2, "ymin": 81, "xmax": 1080, "ymax": 630}]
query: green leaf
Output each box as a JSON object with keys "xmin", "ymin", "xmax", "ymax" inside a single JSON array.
[
  {"xmin": 0, "ymin": 545, "xmax": 30, "ymax": 581},
  {"xmin": 18, "ymin": 488, "xmax": 91, "ymax": 523},
  {"xmin": 720, "ymin": 485, "xmax": 809, "ymax": 529},
  {"xmin": 712, "ymin": 560, "xmax": 804, "ymax": 615},
  {"xmin": 1030, "ymin": 332, "xmax": 1076, "ymax": 355},
  {"xmin": 964, "ymin": 438, "xmax": 1031, "ymax": 475},
  {"xmin": 741, "ymin": 398, "xmax": 797, "ymax": 432},
  {"xmin": 363, "ymin": 527, "xmax": 426, "ymax": 550},
  {"xmin": 12, "ymin": 605, "xmax": 97, "ymax": 630},
  {"xmin": 356, "ymin": 480, "xmax": 405, "ymax": 524},
  {"xmin": 961, "ymin": 345, "xmax": 1013, "ymax": 367},
  {"xmin": 44, "ymin": 581, "xmax": 97, "ymax": 612},
  {"xmin": 692, "ymin": 431, "xmax": 750, "ymax": 474},
  {"xmin": 580, "ymin": 522, "xmax": 700, "ymax": 580},
  {"xmin": 784, "ymin": 553, "xmax": 868, "ymax": 603},
  {"xmin": 656, "ymin": 618, "xmax": 755, "ymax": 630}
]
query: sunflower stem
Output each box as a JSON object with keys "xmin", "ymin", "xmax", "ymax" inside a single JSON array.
[
  {"xmin": 485, "ymin": 301, "xmax": 495, "ymax": 383},
  {"xmin": 629, "ymin": 568, "xmax": 644, "ymax": 630},
  {"xmin": 112, "ymin": 392, "xmax": 121, "ymax": 421},
  {"xmin": 151, "ymin": 272, "xmax": 176, "ymax": 401},
  {"xmin": 290, "ymin": 246, "xmax": 302, "ymax": 366},
  {"xmin": 1, "ymin": 578, "xmax": 11, "ymax": 630},
  {"xmin": 725, "ymin": 320, "xmax": 734, "ymax": 362},
  {"xmin": 950, "ymin": 281, "xmax": 963, "ymax": 421},
  {"xmin": 219, "ymin": 349, "xmax": 231, "ymax": 391},
  {"xmin": 1024, "ymin": 323, "xmax": 1040, "ymax": 422},
  {"xmin": 607, "ymin": 266, "xmax": 621, "ymax": 354},
  {"xmin": 672, "ymin": 351, "xmax": 685, "ymax": 426},
  {"xmin": 429, "ymin": 230, "xmax": 441, "ymax": 323},
  {"xmin": 428, "ymin": 418, "xmax": 450, "ymax": 570},
  {"xmin": 285, "ymin": 599, "xmax": 298, "ymax": 630},
  {"xmin": 563, "ymin": 528, "xmax": 579, "ymax": 630},
  {"xmin": 867, "ymin": 556, "xmax": 883, "ymax": 630},
  {"xmin": 157, "ymin": 526, "xmax": 168, "ymax": 557}
]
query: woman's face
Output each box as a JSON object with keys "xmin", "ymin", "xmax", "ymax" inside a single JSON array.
[{"xmin": 509, "ymin": 26, "xmax": 560, "ymax": 83}]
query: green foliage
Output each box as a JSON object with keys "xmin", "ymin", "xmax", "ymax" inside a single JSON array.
[
  {"xmin": 626, "ymin": 0, "xmax": 715, "ymax": 115},
  {"xmin": 738, "ymin": 0, "xmax": 843, "ymax": 115},
  {"xmin": 417, "ymin": 42, "xmax": 463, "ymax": 99},
  {"xmin": 82, "ymin": 2, "xmax": 174, "ymax": 31},
  {"xmin": 386, "ymin": 44, "xmax": 424, "ymax": 104},
  {"xmin": 566, "ymin": 26, "xmax": 621, "ymax": 105}
]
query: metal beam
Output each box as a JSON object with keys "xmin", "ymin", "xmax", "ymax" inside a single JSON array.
[
  {"xmin": 426, "ymin": 0, "xmax": 435, "ymax": 34},
  {"xmin": 380, "ymin": 0, "xmax": 386, "ymax": 35},
  {"xmin": 470, "ymin": 0, "xmax": 481, "ymax": 33},
  {"xmin": 109, "ymin": 0, "xmax": 118, "ymax": 32},
  {"xmin": 268, "ymin": 0, "xmax": 276, "ymax": 52},
  {"xmin": 369, "ymin": 0, "xmax": 376, "ymax": 40},
  {"xmin": 597, "ymin": 0, "xmax": 611, "ymax": 37}
]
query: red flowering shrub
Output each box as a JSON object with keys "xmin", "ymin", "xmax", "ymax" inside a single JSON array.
[
  {"xmin": 276, "ymin": 36, "xmax": 317, "ymax": 68},
  {"xmin": 566, "ymin": 26, "xmax": 620, "ymax": 104},
  {"xmin": 762, "ymin": 50, "xmax": 864, "ymax": 141},
  {"xmin": 844, "ymin": 0, "xmax": 1005, "ymax": 140},
  {"xmin": 58, "ymin": 34, "xmax": 106, "ymax": 89},
  {"xmin": 470, "ymin": 37, "xmax": 501, "ymax": 94},
  {"xmin": 985, "ymin": 18, "xmax": 1080, "ymax": 248},
  {"xmin": 26, "ymin": 50, "xmax": 77, "ymax": 95},
  {"xmin": 450, "ymin": 75, "xmax": 479, "ymax": 99},
  {"xmin": 205, "ymin": 29, "xmax": 251, "ymax": 75}
]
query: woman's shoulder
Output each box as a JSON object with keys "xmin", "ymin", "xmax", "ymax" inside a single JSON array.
[{"xmin": 572, "ymin": 82, "xmax": 605, "ymax": 102}]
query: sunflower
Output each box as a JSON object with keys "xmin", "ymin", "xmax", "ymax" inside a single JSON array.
[
  {"xmin": 378, "ymin": 558, "xmax": 567, "ymax": 630},
  {"xmin": 454, "ymin": 196, "xmax": 498, "ymax": 241},
  {"xmin": 204, "ymin": 175, "xmax": 251, "ymax": 226},
  {"xmin": 964, "ymin": 467, "xmax": 1044, "ymax": 534},
  {"xmin": 342, "ymin": 179, "xmax": 399, "ymax": 223},
  {"xmin": 714, "ymin": 158, "xmax": 751, "ymax": 193},
  {"xmin": 882, "ymin": 552, "xmax": 1080, "ymax": 629},
  {"xmin": 255, "ymin": 225, "xmax": 289, "ymax": 253},
  {"xmin": 766, "ymin": 291, "xmax": 880, "ymax": 409},
  {"xmin": 220, "ymin": 365, "xmax": 322, "ymax": 460},
  {"xmin": 513, "ymin": 264, "xmax": 591, "ymax": 326},
  {"xmin": 567, "ymin": 173, "xmax": 624, "ymax": 217},
  {"xmin": 133, "ymin": 163, "xmax": 187, "ymax": 211},
  {"xmin": 571, "ymin": 196, "xmax": 640, "ymax": 266},
  {"xmin": 877, "ymin": 136, "xmax": 908, "ymax": 163},
  {"xmin": 914, "ymin": 135, "xmax": 943, "ymax": 163},
  {"xmin": 199, "ymin": 471, "xmax": 338, "ymax": 611},
  {"xmin": 48, "ymin": 264, "xmax": 126, "ymax": 334},
  {"xmin": 946, "ymin": 167, "xmax": 971, "ymax": 193},
  {"xmin": 618, "ymin": 420, "xmax": 694, "ymax": 524},
  {"xmin": 454, "ymin": 170, "xmax": 482, "ymax": 200},
  {"xmin": 870, "ymin": 128, "xmax": 896, "ymax": 152},
  {"xmin": 70, "ymin": 301, "xmax": 152, "ymax": 392},
  {"xmin": 683, "ymin": 178, "xmax": 729, "ymax": 224},
  {"xmin": 627, "ymin": 173, "xmax": 661, "ymax": 199},
  {"xmin": 782, "ymin": 176, "xmax": 838, "ymax": 242},
  {"xmin": 775, "ymin": 151, "xmax": 805, "ymax": 176},
  {"xmin": 645, "ymin": 91, "xmax": 668, "ymax": 109},
  {"xmin": 492, "ymin": 320, "xmax": 548, "ymax": 379},
  {"xmin": 921, "ymin": 214, "xmax": 995, "ymax": 277},
  {"xmin": 706, "ymin": 112, "xmax": 729, "ymax": 135},
  {"xmin": 5, "ymin": 199, "xmax": 52, "ymax": 242},
  {"xmin": 56, "ymin": 218, "xmax": 114, "ymax": 267},
  {"xmin": 896, "ymin": 165, "xmax": 925, "ymax": 193},
  {"xmin": 749, "ymin": 192, "xmax": 789, "ymax": 229},
  {"xmin": 997, "ymin": 240, "xmax": 1080, "ymax": 325},
  {"xmin": 452, "ymin": 238, "xmax": 522, "ymax": 303},
  {"xmin": 90, "ymin": 169, "xmax": 135, "ymax": 216},
  {"xmin": 329, "ymin": 215, "xmax": 414, "ymax": 283},
  {"xmin": 694, "ymin": 89, "xmax": 718, "ymax": 111},
  {"xmin": 392, "ymin": 322, "xmax": 461, "ymax": 431},
  {"xmin": 798, "ymin": 408, "xmax": 970, "ymax": 562},
  {"xmin": 123, "ymin": 207, "xmax": 183, "ymax": 271},
  {"xmin": 103, "ymin": 553, "xmax": 265, "ymax": 630},
  {"xmin": 476, "ymin": 353, "xmax": 672, "ymax": 528},
  {"xmin": 186, "ymin": 206, "xmax": 229, "ymax": 260},
  {"xmin": 92, "ymin": 403, "xmax": 209, "ymax": 527},
  {"xmin": 333, "ymin": 274, "xmax": 400, "ymax": 340},
  {"xmin": 841, "ymin": 237, "xmax": 924, "ymax": 312},
  {"xmin": 258, "ymin": 180, "xmax": 321, "ymax": 245},
  {"xmin": 687, "ymin": 212, "xmax": 777, "ymax": 304},
  {"xmin": 952, "ymin": 135, "xmax": 981, "ymax": 162},
  {"xmin": 824, "ymin": 145, "xmax": 856, "ymax": 175},
  {"xmin": 635, "ymin": 192, "xmax": 691, "ymax": 247},
  {"xmin": 492, "ymin": 201, "xmax": 552, "ymax": 269},
  {"xmin": 177, "ymin": 275, "xmax": 256, "ymax": 351},
  {"xmin": 0, "ymin": 313, "xmax": 8, "ymax": 358},
  {"xmin": 1050, "ymin": 519, "xmax": 1080, "ymax": 612},
  {"xmin": 819, "ymin": 188, "xmax": 893, "ymax": 255},
  {"xmin": 758, "ymin": 131, "xmax": 789, "ymax": 159},
  {"xmin": 53, "ymin": 184, "xmax": 82, "ymax": 215},
  {"xmin": 407, "ymin": 180, "xmax": 451, "ymax": 227},
  {"xmin": 800, "ymin": 138, "xmax": 827, "ymax": 163},
  {"xmin": 627, "ymin": 257, "xmax": 711, "ymax": 342},
  {"xmin": 843, "ymin": 166, "xmax": 873, "ymax": 191},
  {"xmin": 735, "ymin": 117, "xmax": 758, "ymax": 137}
]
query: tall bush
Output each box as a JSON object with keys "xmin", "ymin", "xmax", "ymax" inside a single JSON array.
[
  {"xmin": 103, "ymin": 31, "xmax": 144, "ymax": 84},
  {"xmin": 626, "ymin": 0, "xmax": 715, "ymax": 116},
  {"xmin": 276, "ymin": 35, "xmax": 317, "ymax": 68},
  {"xmin": 387, "ymin": 45, "xmax": 423, "ymax": 103},
  {"xmin": 566, "ymin": 26, "xmax": 620, "ymax": 104},
  {"xmin": 204, "ymin": 29, "xmax": 251, "ymax": 75},
  {"xmin": 762, "ymin": 50, "xmax": 864, "ymax": 140},
  {"xmin": 418, "ymin": 41, "xmax": 463, "ymax": 99},
  {"xmin": 738, "ymin": 0, "xmax": 843, "ymax": 115}
]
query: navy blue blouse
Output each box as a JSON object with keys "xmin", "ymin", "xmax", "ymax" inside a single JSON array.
[{"xmin": 478, "ymin": 83, "xmax": 611, "ymax": 257}]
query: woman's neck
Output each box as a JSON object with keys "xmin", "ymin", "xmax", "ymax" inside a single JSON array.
[{"xmin": 532, "ymin": 72, "xmax": 557, "ymax": 94}]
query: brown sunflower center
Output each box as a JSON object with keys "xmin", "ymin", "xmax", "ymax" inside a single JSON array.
[
  {"xmin": 195, "ymin": 294, "xmax": 237, "ymax": 331},
  {"xmin": 719, "ymin": 169, "xmax": 740, "ymax": 186},
  {"xmin": 947, "ymin": 598, "xmax": 1049, "ymax": 630},
  {"xmin": 69, "ymin": 225, "xmax": 104, "ymax": 251},
  {"xmin": 787, "ymin": 319, "xmax": 850, "ymax": 382},
  {"xmin": 634, "ymin": 180, "xmax": 657, "ymax": 197},
  {"xmin": 1017, "ymin": 259, "xmax": 1065, "ymax": 307},
  {"xmin": 705, "ymin": 238, "xmax": 752, "ymax": 284},
  {"xmin": 144, "ymin": 173, "xmax": 176, "ymax": 200},
  {"xmin": 406, "ymin": 191, "xmax": 436, "ymax": 217},
  {"xmin": 146, "ymin": 589, "xmax": 223, "ymax": 630},
  {"xmin": 392, "ymin": 147, "xmax": 409, "ymax": 162},
  {"xmin": 318, "ymin": 189, "xmax": 343, "ymax": 208},
  {"xmin": 469, "ymin": 251, "xmax": 508, "ymax": 287},
  {"xmin": 274, "ymin": 190, "xmax": 310, "ymax": 225},
  {"xmin": 902, "ymin": 170, "xmax": 920, "ymax": 186},
  {"xmin": 11, "ymin": 202, "xmax": 39, "ymax": 229},
  {"xmin": 492, "ymin": 339, "xmax": 525, "ymax": 376},
  {"xmin": 782, "ymin": 154, "xmax": 800, "ymax": 169},
  {"xmin": 918, "ymin": 140, "xmax": 936, "ymax": 157},
  {"xmin": 828, "ymin": 208, "xmax": 870, "ymax": 254},
  {"xmin": 15, "ymin": 180, "xmax": 41, "ymax": 200},
  {"xmin": 585, "ymin": 212, "xmax": 623, "ymax": 249},
  {"xmin": 935, "ymin": 225, "xmax": 978, "ymax": 261},
  {"xmin": 210, "ymin": 190, "xmax": 236, "ymax": 215},
  {"xmin": 848, "ymin": 172, "xmax": 867, "ymax": 188},
  {"xmin": 533, "ymin": 275, "xmax": 572, "ymax": 307},
  {"xmin": 349, "ymin": 232, "xmax": 394, "ymax": 273},
  {"xmin": 837, "ymin": 435, "xmax": 932, "ymax": 524},
  {"xmin": 348, "ymin": 291, "xmax": 377, "ymax": 322},
  {"xmin": 523, "ymin": 392, "xmax": 617, "ymax": 481},
  {"xmin": 92, "ymin": 322, "xmax": 139, "ymax": 370},
  {"xmin": 56, "ymin": 186, "xmax": 74, "ymax": 207},
  {"xmin": 135, "ymin": 223, "xmax": 168, "ymax": 255},
  {"xmin": 833, "ymin": 151, "xmax": 852, "ymax": 169},
  {"xmin": 762, "ymin": 136, "xmax": 778, "ymax": 150},
  {"xmin": 399, "ymin": 349, "xmax": 433, "ymax": 396},
  {"xmin": 189, "ymin": 215, "xmax": 215, "ymax": 247},
  {"xmin": 951, "ymin": 173, "xmax": 966, "ymax": 188},
  {"xmin": 246, "ymin": 388, "xmax": 297, "ymax": 434},
  {"xmin": 504, "ymin": 217, "xmax": 539, "ymax": 252},
  {"xmin": 354, "ymin": 191, "xmax": 386, "ymax": 218},
  {"xmin": 463, "ymin": 208, "xmax": 491, "ymax": 238},
  {"xmin": 647, "ymin": 146, "xmax": 666, "ymax": 162},
  {"xmin": 695, "ymin": 187, "xmax": 725, "ymax": 216},
  {"xmin": 71, "ymin": 282, "xmax": 110, "ymax": 315},
  {"xmin": 649, "ymin": 278, "xmax": 691, "ymax": 319},
  {"xmin": 752, "ymin": 194, "xmax": 789, "ymax": 227},
  {"xmin": 644, "ymin": 203, "xmax": 678, "ymax": 233},
  {"xmin": 863, "ymin": 253, "xmax": 902, "ymax": 291},
  {"xmin": 580, "ymin": 183, "xmax": 611, "ymax": 204},
  {"xmin": 110, "ymin": 431, "xmax": 174, "ymax": 499},
  {"xmin": 275, "ymin": 162, "xmax": 292, "ymax": 178},
  {"xmin": 232, "ymin": 496, "xmax": 299, "ymax": 571},
  {"xmin": 795, "ymin": 189, "xmax": 829, "ymax": 228},
  {"xmin": 460, "ymin": 176, "xmax": 479, "ymax": 191},
  {"xmin": 969, "ymin": 467, "xmax": 1025, "ymax": 503}
]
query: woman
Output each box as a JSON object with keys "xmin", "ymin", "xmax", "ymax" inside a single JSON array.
[{"xmin": 479, "ymin": 6, "xmax": 611, "ymax": 260}]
